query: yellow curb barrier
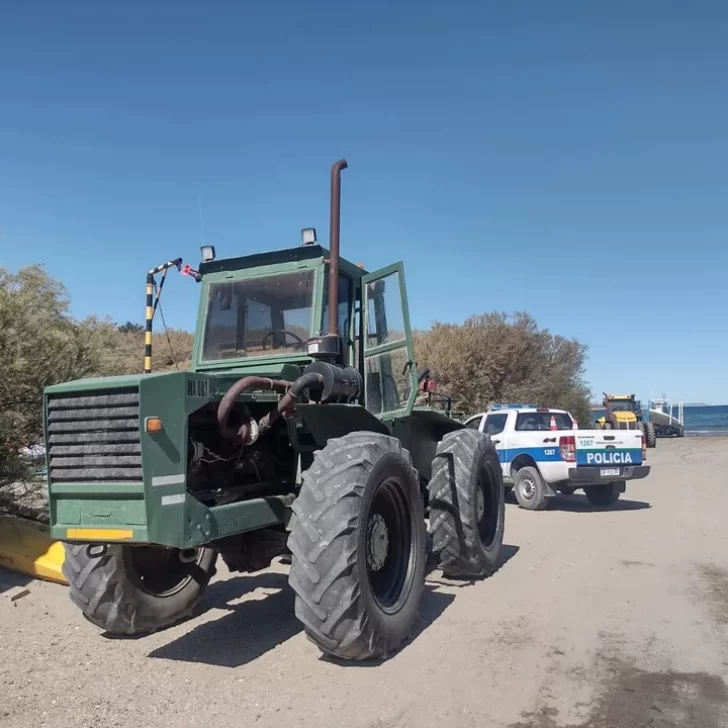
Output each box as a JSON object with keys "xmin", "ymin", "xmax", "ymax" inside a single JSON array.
[{"xmin": 0, "ymin": 516, "xmax": 68, "ymax": 585}]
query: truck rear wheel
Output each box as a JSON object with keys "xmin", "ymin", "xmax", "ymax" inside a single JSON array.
[
  {"xmin": 513, "ymin": 466, "xmax": 549, "ymax": 510},
  {"xmin": 62, "ymin": 543, "xmax": 217, "ymax": 635},
  {"xmin": 288, "ymin": 432, "xmax": 426, "ymax": 661},
  {"xmin": 428, "ymin": 429, "xmax": 505, "ymax": 578},
  {"xmin": 584, "ymin": 483, "xmax": 621, "ymax": 507}
]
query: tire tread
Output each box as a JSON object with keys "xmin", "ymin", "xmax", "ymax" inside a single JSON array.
[
  {"xmin": 288, "ymin": 432, "xmax": 425, "ymax": 661},
  {"xmin": 428, "ymin": 429, "xmax": 505, "ymax": 578}
]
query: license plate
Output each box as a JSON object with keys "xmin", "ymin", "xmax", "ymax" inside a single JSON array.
[{"xmin": 600, "ymin": 468, "xmax": 620, "ymax": 477}]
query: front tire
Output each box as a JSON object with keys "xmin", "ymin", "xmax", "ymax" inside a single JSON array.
[
  {"xmin": 288, "ymin": 432, "xmax": 426, "ymax": 661},
  {"xmin": 584, "ymin": 483, "xmax": 621, "ymax": 507},
  {"xmin": 428, "ymin": 429, "xmax": 505, "ymax": 579},
  {"xmin": 62, "ymin": 543, "xmax": 217, "ymax": 635},
  {"xmin": 513, "ymin": 466, "xmax": 549, "ymax": 511}
]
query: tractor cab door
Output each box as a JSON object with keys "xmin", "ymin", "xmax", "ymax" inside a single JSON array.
[{"xmin": 360, "ymin": 263, "xmax": 417, "ymax": 418}]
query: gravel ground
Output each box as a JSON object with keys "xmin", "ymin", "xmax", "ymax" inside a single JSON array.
[{"xmin": 1, "ymin": 437, "xmax": 727, "ymax": 728}]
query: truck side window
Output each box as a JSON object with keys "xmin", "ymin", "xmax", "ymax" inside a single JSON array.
[
  {"xmin": 465, "ymin": 416, "xmax": 483, "ymax": 430},
  {"xmin": 484, "ymin": 413, "xmax": 507, "ymax": 436}
]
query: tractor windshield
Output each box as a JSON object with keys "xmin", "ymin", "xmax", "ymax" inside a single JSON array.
[
  {"xmin": 201, "ymin": 270, "xmax": 315, "ymax": 360},
  {"xmin": 608, "ymin": 400, "xmax": 636, "ymax": 413}
]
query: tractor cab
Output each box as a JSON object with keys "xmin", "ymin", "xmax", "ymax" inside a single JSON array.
[
  {"xmin": 189, "ymin": 237, "xmax": 419, "ymax": 419},
  {"xmin": 596, "ymin": 393, "xmax": 643, "ymax": 430}
]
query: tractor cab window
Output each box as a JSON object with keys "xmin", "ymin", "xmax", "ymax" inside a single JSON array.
[
  {"xmin": 608, "ymin": 401, "xmax": 632, "ymax": 412},
  {"xmin": 365, "ymin": 273, "xmax": 406, "ymax": 350},
  {"xmin": 202, "ymin": 270, "xmax": 315, "ymax": 360},
  {"xmin": 322, "ymin": 275, "xmax": 353, "ymax": 344},
  {"xmin": 362, "ymin": 269, "xmax": 412, "ymax": 414}
]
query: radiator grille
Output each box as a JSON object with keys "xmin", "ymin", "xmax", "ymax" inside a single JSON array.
[
  {"xmin": 47, "ymin": 388, "xmax": 142, "ymax": 483},
  {"xmin": 615, "ymin": 421, "xmax": 640, "ymax": 431}
]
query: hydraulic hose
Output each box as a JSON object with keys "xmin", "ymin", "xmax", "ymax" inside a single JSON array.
[
  {"xmin": 217, "ymin": 376, "xmax": 289, "ymax": 440},
  {"xmin": 257, "ymin": 373, "xmax": 325, "ymax": 437}
]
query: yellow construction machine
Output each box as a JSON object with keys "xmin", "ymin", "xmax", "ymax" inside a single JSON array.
[{"xmin": 595, "ymin": 393, "xmax": 657, "ymax": 448}]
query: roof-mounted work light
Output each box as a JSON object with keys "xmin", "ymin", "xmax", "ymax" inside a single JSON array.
[
  {"xmin": 301, "ymin": 228, "xmax": 317, "ymax": 245},
  {"xmin": 200, "ymin": 245, "xmax": 216, "ymax": 262}
]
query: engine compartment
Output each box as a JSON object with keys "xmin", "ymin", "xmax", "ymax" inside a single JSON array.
[{"xmin": 186, "ymin": 402, "xmax": 296, "ymax": 506}]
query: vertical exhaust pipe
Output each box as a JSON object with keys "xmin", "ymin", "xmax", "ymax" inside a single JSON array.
[{"xmin": 328, "ymin": 159, "xmax": 348, "ymax": 337}]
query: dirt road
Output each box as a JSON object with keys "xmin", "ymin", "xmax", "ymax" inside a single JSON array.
[{"xmin": 2, "ymin": 437, "xmax": 727, "ymax": 728}]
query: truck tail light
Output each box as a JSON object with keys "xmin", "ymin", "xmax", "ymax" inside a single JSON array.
[
  {"xmin": 642, "ymin": 433, "xmax": 647, "ymax": 461},
  {"xmin": 559, "ymin": 435, "xmax": 576, "ymax": 462}
]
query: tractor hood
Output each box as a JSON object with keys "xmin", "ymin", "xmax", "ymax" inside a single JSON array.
[
  {"xmin": 44, "ymin": 372, "xmax": 167, "ymax": 395},
  {"xmin": 612, "ymin": 411, "xmax": 638, "ymax": 422}
]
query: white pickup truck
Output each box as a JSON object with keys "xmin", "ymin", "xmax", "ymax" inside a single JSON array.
[{"xmin": 462, "ymin": 404, "xmax": 650, "ymax": 510}]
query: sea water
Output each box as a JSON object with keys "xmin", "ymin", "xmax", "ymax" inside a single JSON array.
[{"xmin": 590, "ymin": 405, "xmax": 728, "ymax": 436}]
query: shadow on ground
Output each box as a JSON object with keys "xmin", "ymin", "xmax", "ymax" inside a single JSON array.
[
  {"xmin": 147, "ymin": 551, "xmax": 472, "ymax": 669},
  {"xmin": 0, "ymin": 567, "xmax": 33, "ymax": 595},
  {"xmin": 550, "ymin": 495, "xmax": 651, "ymax": 513},
  {"xmin": 505, "ymin": 491, "xmax": 651, "ymax": 513},
  {"xmin": 148, "ymin": 571, "xmax": 297, "ymax": 667}
]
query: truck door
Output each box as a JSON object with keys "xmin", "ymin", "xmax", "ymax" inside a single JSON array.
[
  {"xmin": 360, "ymin": 263, "xmax": 417, "ymax": 418},
  {"xmin": 481, "ymin": 412, "xmax": 509, "ymax": 477}
]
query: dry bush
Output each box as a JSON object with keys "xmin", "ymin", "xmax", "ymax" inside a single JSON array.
[
  {"xmin": 80, "ymin": 317, "xmax": 194, "ymax": 375},
  {"xmin": 414, "ymin": 312, "xmax": 592, "ymax": 425}
]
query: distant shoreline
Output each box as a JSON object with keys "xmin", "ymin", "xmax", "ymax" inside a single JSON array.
[{"xmin": 589, "ymin": 403, "xmax": 726, "ymax": 410}]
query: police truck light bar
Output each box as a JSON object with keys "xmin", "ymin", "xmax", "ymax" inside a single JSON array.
[{"xmin": 488, "ymin": 403, "xmax": 537, "ymax": 411}]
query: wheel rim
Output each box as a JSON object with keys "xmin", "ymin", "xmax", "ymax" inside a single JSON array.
[
  {"xmin": 365, "ymin": 476, "xmax": 415, "ymax": 614},
  {"xmin": 477, "ymin": 463, "xmax": 500, "ymax": 547},
  {"xmin": 125, "ymin": 545, "xmax": 205, "ymax": 597},
  {"xmin": 519, "ymin": 477, "xmax": 536, "ymax": 501}
]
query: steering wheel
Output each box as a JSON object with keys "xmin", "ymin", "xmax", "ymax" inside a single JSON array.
[{"xmin": 262, "ymin": 329, "xmax": 306, "ymax": 351}]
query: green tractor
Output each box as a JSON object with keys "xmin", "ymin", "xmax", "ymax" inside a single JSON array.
[{"xmin": 44, "ymin": 160, "xmax": 505, "ymax": 662}]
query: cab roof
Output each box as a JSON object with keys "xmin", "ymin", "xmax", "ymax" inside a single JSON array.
[{"xmin": 198, "ymin": 244, "xmax": 370, "ymax": 278}]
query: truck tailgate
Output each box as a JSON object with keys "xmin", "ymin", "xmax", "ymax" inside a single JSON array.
[{"xmin": 575, "ymin": 431, "xmax": 643, "ymax": 468}]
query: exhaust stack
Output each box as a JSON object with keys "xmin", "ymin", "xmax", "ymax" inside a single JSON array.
[
  {"xmin": 305, "ymin": 159, "xmax": 348, "ymax": 363},
  {"xmin": 327, "ymin": 159, "xmax": 348, "ymax": 337}
]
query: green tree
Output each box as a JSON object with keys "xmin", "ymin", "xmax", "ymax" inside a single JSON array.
[
  {"xmin": 117, "ymin": 321, "xmax": 144, "ymax": 334},
  {"xmin": 0, "ymin": 266, "xmax": 104, "ymax": 511},
  {"xmin": 414, "ymin": 312, "xmax": 592, "ymax": 426}
]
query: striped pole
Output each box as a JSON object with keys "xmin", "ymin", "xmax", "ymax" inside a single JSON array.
[
  {"xmin": 144, "ymin": 259, "xmax": 183, "ymax": 374},
  {"xmin": 144, "ymin": 272, "xmax": 154, "ymax": 373}
]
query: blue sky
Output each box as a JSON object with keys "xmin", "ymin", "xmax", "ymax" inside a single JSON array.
[{"xmin": 1, "ymin": 1, "xmax": 725, "ymax": 404}]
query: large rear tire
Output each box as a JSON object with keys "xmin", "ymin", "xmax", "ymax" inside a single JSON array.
[
  {"xmin": 428, "ymin": 429, "xmax": 505, "ymax": 578},
  {"xmin": 644, "ymin": 421, "xmax": 657, "ymax": 448},
  {"xmin": 287, "ymin": 432, "xmax": 426, "ymax": 661},
  {"xmin": 62, "ymin": 543, "xmax": 217, "ymax": 635}
]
